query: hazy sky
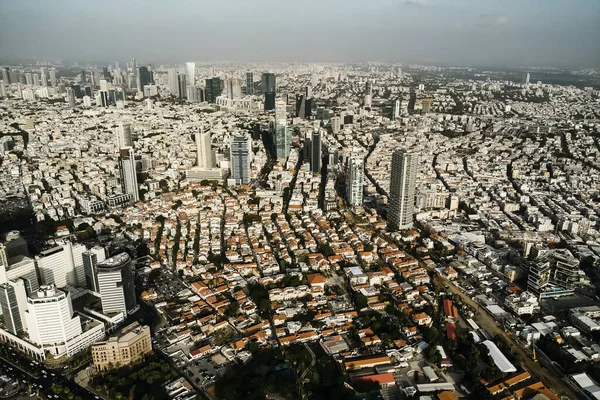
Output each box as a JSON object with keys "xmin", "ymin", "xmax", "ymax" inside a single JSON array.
[{"xmin": 1, "ymin": 0, "xmax": 599, "ymax": 67}]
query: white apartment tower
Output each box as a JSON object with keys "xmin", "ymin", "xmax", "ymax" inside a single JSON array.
[
  {"xmin": 388, "ymin": 150, "xmax": 418, "ymax": 230},
  {"xmin": 196, "ymin": 130, "xmax": 215, "ymax": 168},
  {"xmin": 347, "ymin": 155, "xmax": 364, "ymax": 207}
]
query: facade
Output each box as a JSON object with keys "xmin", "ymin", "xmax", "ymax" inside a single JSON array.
[
  {"xmin": 388, "ymin": 150, "xmax": 418, "ymax": 230},
  {"xmin": 229, "ymin": 133, "xmax": 252, "ymax": 186},
  {"xmin": 168, "ymin": 69, "xmax": 179, "ymax": 97},
  {"xmin": 66, "ymin": 87, "xmax": 76, "ymax": 107},
  {"xmin": 91, "ymin": 322, "xmax": 152, "ymax": 371},
  {"xmin": 36, "ymin": 246, "xmax": 72, "ymax": 288},
  {"xmin": 275, "ymin": 100, "xmax": 290, "ymax": 160},
  {"xmin": 97, "ymin": 253, "xmax": 136, "ymax": 315},
  {"xmin": 177, "ymin": 74, "xmax": 187, "ymax": 99},
  {"xmin": 347, "ymin": 155, "xmax": 364, "ymax": 206}
]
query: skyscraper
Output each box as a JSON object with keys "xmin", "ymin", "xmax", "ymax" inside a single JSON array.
[
  {"xmin": 185, "ymin": 62, "xmax": 196, "ymax": 87},
  {"xmin": 347, "ymin": 155, "xmax": 364, "ymax": 206},
  {"xmin": 137, "ymin": 66, "xmax": 152, "ymax": 92},
  {"xmin": 177, "ymin": 74, "xmax": 187, "ymax": 99},
  {"xmin": 524, "ymin": 72, "xmax": 531, "ymax": 86},
  {"xmin": 262, "ymin": 72, "xmax": 276, "ymax": 110},
  {"xmin": 2, "ymin": 67, "xmax": 10, "ymax": 84},
  {"xmin": 120, "ymin": 147, "xmax": 139, "ymax": 202},
  {"xmin": 229, "ymin": 133, "xmax": 252, "ymax": 186},
  {"xmin": 97, "ymin": 253, "xmax": 136, "ymax": 315},
  {"xmin": 388, "ymin": 150, "xmax": 418, "ymax": 230},
  {"xmin": 168, "ymin": 69, "xmax": 179, "ymax": 97},
  {"xmin": 275, "ymin": 100, "xmax": 291, "ymax": 160},
  {"xmin": 246, "ymin": 72, "xmax": 254, "ymax": 95},
  {"xmin": 205, "ymin": 77, "xmax": 222, "ymax": 103},
  {"xmin": 0, "ymin": 279, "xmax": 29, "ymax": 334},
  {"xmin": 296, "ymin": 95, "xmax": 306, "ymax": 118},
  {"xmin": 24, "ymin": 285, "xmax": 83, "ymax": 356},
  {"xmin": 305, "ymin": 86, "xmax": 313, "ymax": 118},
  {"xmin": 364, "ymin": 80, "xmax": 373, "ymax": 107},
  {"xmin": 311, "ymin": 131, "xmax": 322, "ymax": 173},
  {"xmin": 49, "ymin": 68, "xmax": 57, "ymax": 87}
]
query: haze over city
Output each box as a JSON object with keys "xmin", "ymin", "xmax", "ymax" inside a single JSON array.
[{"xmin": 1, "ymin": 0, "xmax": 600, "ymax": 67}]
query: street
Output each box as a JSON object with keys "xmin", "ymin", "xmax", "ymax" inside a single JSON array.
[{"xmin": 424, "ymin": 264, "xmax": 578, "ymax": 399}]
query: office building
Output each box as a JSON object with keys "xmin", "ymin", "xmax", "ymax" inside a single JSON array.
[
  {"xmin": 205, "ymin": 77, "xmax": 222, "ymax": 103},
  {"xmin": 196, "ymin": 130, "xmax": 215, "ymax": 168},
  {"xmin": 246, "ymin": 71, "xmax": 254, "ymax": 95},
  {"xmin": 0, "ymin": 279, "xmax": 29, "ymax": 334},
  {"xmin": 36, "ymin": 246, "xmax": 72, "ymax": 288},
  {"xmin": 119, "ymin": 147, "xmax": 139, "ymax": 202},
  {"xmin": 524, "ymin": 72, "xmax": 531, "ymax": 86},
  {"xmin": 388, "ymin": 150, "xmax": 418, "ymax": 230},
  {"xmin": 0, "ymin": 81, "xmax": 6, "ymax": 98},
  {"xmin": 296, "ymin": 95, "xmax": 307, "ymax": 118},
  {"xmin": 1, "ymin": 231, "xmax": 29, "ymax": 263},
  {"xmin": 311, "ymin": 131, "xmax": 321, "ymax": 173},
  {"xmin": 229, "ymin": 133, "xmax": 252, "ymax": 186},
  {"xmin": 92, "ymin": 322, "xmax": 152, "ymax": 371},
  {"xmin": 185, "ymin": 62, "xmax": 195, "ymax": 87},
  {"xmin": 97, "ymin": 253, "xmax": 136, "ymax": 315},
  {"xmin": 305, "ymin": 86, "xmax": 313, "ymax": 118},
  {"xmin": 347, "ymin": 155, "xmax": 364, "ymax": 206},
  {"xmin": 25, "ymin": 285, "xmax": 83, "ymax": 356},
  {"xmin": 177, "ymin": 73, "xmax": 187, "ymax": 99},
  {"xmin": 262, "ymin": 72, "xmax": 276, "ymax": 110}
]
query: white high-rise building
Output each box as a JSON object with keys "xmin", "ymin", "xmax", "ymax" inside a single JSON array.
[
  {"xmin": 120, "ymin": 147, "xmax": 139, "ymax": 202},
  {"xmin": 229, "ymin": 133, "xmax": 252, "ymax": 186},
  {"xmin": 97, "ymin": 253, "xmax": 136, "ymax": 315},
  {"xmin": 66, "ymin": 87, "xmax": 76, "ymax": 107},
  {"xmin": 168, "ymin": 69, "xmax": 179, "ymax": 96},
  {"xmin": 83, "ymin": 246, "xmax": 106, "ymax": 292},
  {"xmin": 36, "ymin": 246, "xmax": 72, "ymax": 288},
  {"xmin": 347, "ymin": 155, "xmax": 364, "ymax": 207},
  {"xmin": 388, "ymin": 150, "xmax": 418, "ymax": 230},
  {"xmin": 196, "ymin": 130, "xmax": 215, "ymax": 168},
  {"xmin": 392, "ymin": 99, "xmax": 400, "ymax": 119},
  {"xmin": 275, "ymin": 100, "xmax": 290, "ymax": 160},
  {"xmin": 185, "ymin": 62, "xmax": 195, "ymax": 87},
  {"xmin": 25, "ymin": 285, "xmax": 83, "ymax": 356},
  {"xmin": 330, "ymin": 116, "xmax": 341, "ymax": 133}
]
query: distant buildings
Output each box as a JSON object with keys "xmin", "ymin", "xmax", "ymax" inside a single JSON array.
[
  {"xmin": 91, "ymin": 322, "xmax": 152, "ymax": 371},
  {"xmin": 388, "ymin": 150, "xmax": 418, "ymax": 230}
]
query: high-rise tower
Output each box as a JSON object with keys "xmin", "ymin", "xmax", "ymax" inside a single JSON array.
[
  {"xmin": 347, "ymin": 155, "xmax": 364, "ymax": 206},
  {"xmin": 97, "ymin": 253, "xmax": 136, "ymax": 315},
  {"xmin": 229, "ymin": 133, "xmax": 252, "ymax": 186},
  {"xmin": 196, "ymin": 130, "xmax": 215, "ymax": 169},
  {"xmin": 275, "ymin": 100, "xmax": 290, "ymax": 160},
  {"xmin": 388, "ymin": 150, "xmax": 418, "ymax": 230}
]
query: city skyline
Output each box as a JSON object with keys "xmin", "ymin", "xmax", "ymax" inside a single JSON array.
[{"xmin": 1, "ymin": 0, "xmax": 599, "ymax": 68}]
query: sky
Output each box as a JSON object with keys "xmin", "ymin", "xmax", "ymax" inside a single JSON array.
[{"xmin": 1, "ymin": 0, "xmax": 599, "ymax": 68}]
